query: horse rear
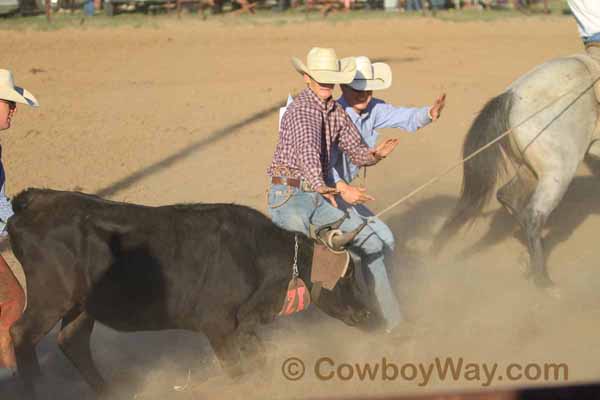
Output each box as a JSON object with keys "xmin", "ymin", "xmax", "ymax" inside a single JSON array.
[{"xmin": 436, "ymin": 55, "xmax": 599, "ymax": 288}]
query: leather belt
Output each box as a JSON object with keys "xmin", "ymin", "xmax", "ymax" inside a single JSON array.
[{"xmin": 271, "ymin": 176, "xmax": 313, "ymax": 192}]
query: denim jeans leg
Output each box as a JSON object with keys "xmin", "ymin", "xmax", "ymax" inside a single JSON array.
[
  {"xmin": 365, "ymin": 254, "xmax": 403, "ymax": 329},
  {"xmin": 339, "ymin": 211, "xmax": 403, "ymax": 329},
  {"xmin": 349, "ymin": 204, "xmax": 395, "ymax": 251},
  {"xmin": 268, "ymin": 185, "xmax": 403, "ymax": 328},
  {"xmin": 267, "ymin": 184, "xmax": 311, "ymax": 234},
  {"xmin": 267, "ymin": 184, "xmax": 346, "ymax": 235}
]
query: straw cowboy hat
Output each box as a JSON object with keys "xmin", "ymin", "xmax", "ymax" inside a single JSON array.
[
  {"xmin": 0, "ymin": 69, "xmax": 39, "ymax": 107},
  {"xmin": 347, "ymin": 56, "xmax": 392, "ymax": 91},
  {"xmin": 292, "ymin": 47, "xmax": 356, "ymax": 84}
]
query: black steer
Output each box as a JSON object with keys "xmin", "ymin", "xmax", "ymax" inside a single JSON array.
[{"xmin": 5, "ymin": 188, "xmax": 380, "ymax": 398}]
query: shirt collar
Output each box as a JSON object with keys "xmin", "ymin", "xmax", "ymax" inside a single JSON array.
[{"xmin": 303, "ymin": 87, "xmax": 336, "ymax": 113}]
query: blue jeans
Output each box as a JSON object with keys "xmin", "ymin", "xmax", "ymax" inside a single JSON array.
[
  {"xmin": 336, "ymin": 197, "xmax": 395, "ymax": 252},
  {"xmin": 84, "ymin": 0, "xmax": 95, "ymax": 15},
  {"xmin": 584, "ymin": 33, "xmax": 600, "ymax": 45},
  {"xmin": 267, "ymin": 184, "xmax": 403, "ymax": 329},
  {"xmin": 405, "ymin": 0, "xmax": 422, "ymax": 11}
]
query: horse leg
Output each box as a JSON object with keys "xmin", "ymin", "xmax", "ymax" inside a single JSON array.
[
  {"xmin": 0, "ymin": 254, "xmax": 25, "ymax": 372},
  {"xmin": 496, "ymin": 168, "xmax": 537, "ymax": 229},
  {"xmin": 56, "ymin": 308, "xmax": 108, "ymax": 396},
  {"xmin": 584, "ymin": 140, "xmax": 600, "ymax": 175},
  {"xmin": 520, "ymin": 173, "xmax": 571, "ymax": 288}
]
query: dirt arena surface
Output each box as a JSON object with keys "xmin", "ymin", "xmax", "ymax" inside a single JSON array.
[{"xmin": 2, "ymin": 13, "xmax": 600, "ymax": 399}]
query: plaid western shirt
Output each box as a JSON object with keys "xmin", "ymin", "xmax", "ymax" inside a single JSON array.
[{"xmin": 268, "ymin": 88, "xmax": 376, "ymax": 191}]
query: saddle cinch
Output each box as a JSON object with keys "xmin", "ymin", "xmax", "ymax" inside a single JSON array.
[{"xmin": 279, "ymin": 214, "xmax": 367, "ymax": 316}]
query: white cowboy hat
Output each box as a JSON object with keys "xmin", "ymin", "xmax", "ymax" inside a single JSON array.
[
  {"xmin": 347, "ymin": 56, "xmax": 392, "ymax": 91},
  {"xmin": 0, "ymin": 69, "xmax": 39, "ymax": 107},
  {"xmin": 292, "ymin": 47, "xmax": 356, "ymax": 85}
]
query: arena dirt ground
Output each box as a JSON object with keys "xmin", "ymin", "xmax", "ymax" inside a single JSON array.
[{"xmin": 2, "ymin": 12, "xmax": 599, "ymax": 399}]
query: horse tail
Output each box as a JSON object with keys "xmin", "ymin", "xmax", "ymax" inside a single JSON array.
[{"xmin": 434, "ymin": 91, "xmax": 514, "ymax": 252}]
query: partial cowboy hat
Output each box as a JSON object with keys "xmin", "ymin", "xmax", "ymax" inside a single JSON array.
[
  {"xmin": 291, "ymin": 47, "xmax": 356, "ymax": 85},
  {"xmin": 347, "ymin": 56, "xmax": 392, "ymax": 91},
  {"xmin": 0, "ymin": 69, "xmax": 39, "ymax": 107}
]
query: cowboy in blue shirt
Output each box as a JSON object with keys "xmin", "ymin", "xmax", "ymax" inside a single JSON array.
[{"xmin": 328, "ymin": 56, "xmax": 446, "ymax": 334}]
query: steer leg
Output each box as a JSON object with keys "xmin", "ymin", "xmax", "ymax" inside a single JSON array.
[
  {"xmin": 237, "ymin": 329, "xmax": 266, "ymax": 372},
  {"xmin": 205, "ymin": 319, "xmax": 243, "ymax": 379},
  {"xmin": 236, "ymin": 289, "xmax": 272, "ymax": 372},
  {"xmin": 57, "ymin": 308, "xmax": 108, "ymax": 396},
  {"xmin": 11, "ymin": 306, "xmax": 64, "ymax": 399}
]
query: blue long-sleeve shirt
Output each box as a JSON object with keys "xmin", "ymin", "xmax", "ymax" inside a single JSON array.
[{"xmin": 328, "ymin": 97, "xmax": 432, "ymax": 184}]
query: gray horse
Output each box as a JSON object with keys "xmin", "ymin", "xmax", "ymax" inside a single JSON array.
[{"xmin": 435, "ymin": 54, "xmax": 600, "ymax": 289}]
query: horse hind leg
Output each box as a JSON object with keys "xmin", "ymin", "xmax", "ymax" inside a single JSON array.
[
  {"xmin": 520, "ymin": 172, "xmax": 572, "ymax": 289},
  {"xmin": 496, "ymin": 167, "xmax": 537, "ymax": 229},
  {"xmin": 56, "ymin": 308, "xmax": 108, "ymax": 396},
  {"xmin": 0, "ymin": 255, "xmax": 25, "ymax": 373},
  {"xmin": 584, "ymin": 139, "xmax": 600, "ymax": 176}
]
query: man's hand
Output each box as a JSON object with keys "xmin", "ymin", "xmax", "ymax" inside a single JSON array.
[
  {"xmin": 336, "ymin": 182, "xmax": 374, "ymax": 206},
  {"xmin": 317, "ymin": 185, "xmax": 339, "ymax": 208},
  {"xmin": 370, "ymin": 138, "xmax": 399, "ymax": 161},
  {"xmin": 429, "ymin": 93, "xmax": 446, "ymax": 121}
]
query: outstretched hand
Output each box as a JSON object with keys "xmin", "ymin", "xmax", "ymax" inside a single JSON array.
[
  {"xmin": 370, "ymin": 138, "xmax": 399, "ymax": 161},
  {"xmin": 429, "ymin": 93, "xmax": 446, "ymax": 121}
]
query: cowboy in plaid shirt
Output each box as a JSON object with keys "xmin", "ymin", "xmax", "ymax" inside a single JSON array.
[
  {"xmin": 268, "ymin": 84, "xmax": 380, "ymax": 194},
  {"xmin": 267, "ymin": 48, "xmax": 404, "ymax": 335}
]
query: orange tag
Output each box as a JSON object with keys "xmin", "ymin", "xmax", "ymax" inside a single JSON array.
[{"xmin": 279, "ymin": 277, "xmax": 311, "ymax": 316}]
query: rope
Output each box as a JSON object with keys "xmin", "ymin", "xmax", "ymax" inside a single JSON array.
[{"xmin": 373, "ymin": 76, "xmax": 600, "ymax": 219}]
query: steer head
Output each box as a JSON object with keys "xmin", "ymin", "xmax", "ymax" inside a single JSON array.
[
  {"xmin": 306, "ymin": 214, "xmax": 384, "ymax": 332},
  {"xmin": 313, "ymin": 254, "xmax": 384, "ymax": 332}
]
